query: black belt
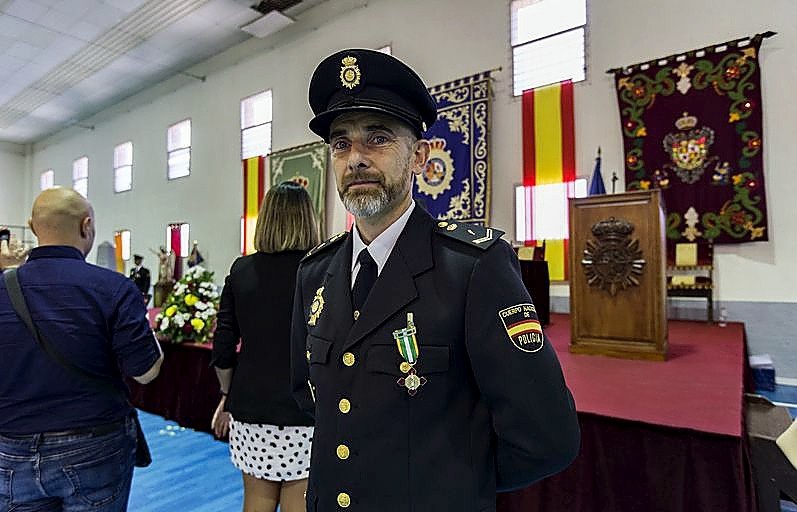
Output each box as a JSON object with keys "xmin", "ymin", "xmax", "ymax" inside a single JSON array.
[{"xmin": 2, "ymin": 418, "xmax": 126, "ymax": 441}]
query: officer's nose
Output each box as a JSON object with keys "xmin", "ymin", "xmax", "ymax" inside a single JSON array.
[{"xmin": 347, "ymin": 141, "xmax": 371, "ymax": 172}]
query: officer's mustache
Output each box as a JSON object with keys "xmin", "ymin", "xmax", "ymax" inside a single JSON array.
[{"xmin": 341, "ymin": 172, "xmax": 385, "ymax": 192}]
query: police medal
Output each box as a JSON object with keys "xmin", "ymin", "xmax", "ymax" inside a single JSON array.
[{"xmin": 393, "ymin": 312, "xmax": 426, "ymax": 396}]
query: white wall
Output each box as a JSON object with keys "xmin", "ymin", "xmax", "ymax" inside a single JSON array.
[
  {"xmin": 27, "ymin": 0, "xmax": 797, "ymax": 304},
  {"xmin": 1, "ymin": 142, "xmax": 27, "ymax": 226}
]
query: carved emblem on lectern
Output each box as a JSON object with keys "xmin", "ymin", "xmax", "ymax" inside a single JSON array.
[{"xmin": 581, "ymin": 217, "xmax": 646, "ymax": 296}]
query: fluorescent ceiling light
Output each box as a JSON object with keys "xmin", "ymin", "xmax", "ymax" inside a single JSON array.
[{"xmin": 240, "ymin": 11, "xmax": 294, "ymax": 38}]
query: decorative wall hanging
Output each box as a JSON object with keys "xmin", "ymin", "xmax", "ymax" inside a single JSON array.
[
  {"xmin": 415, "ymin": 71, "xmax": 492, "ymax": 225},
  {"xmin": 268, "ymin": 141, "xmax": 328, "ymax": 237},
  {"xmin": 611, "ymin": 32, "xmax": 774, "ymax": 244}
]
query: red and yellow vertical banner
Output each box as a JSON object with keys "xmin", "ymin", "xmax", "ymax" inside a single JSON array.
[
  {"xmin": 113, "ymin": 231, "xmax": 124, "ymax": 273},
  {"xmin": 243, "ymin": 156, "xmax": 266, "ymax": 255},
  {"xmin": 521, "ymin": 80, "xmax": 575, "ymax": 281}
]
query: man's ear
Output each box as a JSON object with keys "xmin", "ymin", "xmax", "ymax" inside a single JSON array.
[
  {"xmin": 411, "ymin": 139, "xmax": 431, "ymax": 176},
  {"xmin": 80, "ymin": 216, "xmax": 92, "ymax": 238},
  {"xmin": 27, "ymin": 218, "xmax": 36, "ymax": 237}
]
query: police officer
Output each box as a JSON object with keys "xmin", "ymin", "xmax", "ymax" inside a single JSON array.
[
  {"xmin": 291, "ymin": 49, "xmax": 580, "ymax": 512},
  {"xmin": 129, "ymin": 254, "xmax": 151, "ymax": 303}
]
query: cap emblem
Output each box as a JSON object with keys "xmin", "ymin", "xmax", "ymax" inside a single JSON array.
[{"xmin": 340, "ymin": 55, "xmax": 361, "ymax": 89}]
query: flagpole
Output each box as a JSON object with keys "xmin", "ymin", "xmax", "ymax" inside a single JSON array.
[{"xmin": 611, "ymin": 172, "xmax": 618, "ymax": 194}]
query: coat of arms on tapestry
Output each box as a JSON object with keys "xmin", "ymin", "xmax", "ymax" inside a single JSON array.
[
  {"xmin": 415, "ymin": 72, "xmax": 492, "ymax": 225},
  {"xmin": 268, "ymin": 141, "xmax": 328, "ymax": 236},
  {"xmin": 614, "ymin": 33, "xmax": 770, "ymax": 244}
]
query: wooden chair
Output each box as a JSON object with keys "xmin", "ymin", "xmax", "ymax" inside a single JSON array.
[{"xmin": 666, "ymin": 240, "xmax": 714, "ymax": 322}]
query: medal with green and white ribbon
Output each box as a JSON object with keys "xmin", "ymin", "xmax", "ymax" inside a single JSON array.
[{"xmin": 394, "ymin": 312, "xmax": 426, "ymax": 396}]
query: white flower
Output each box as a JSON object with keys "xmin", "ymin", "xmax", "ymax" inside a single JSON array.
[
  {"xmin": 173, "ymin": 314, "xmax": 186, "ymax": 327},
  {"xmin": 160, "ymin": 317, "xmax": 170, "ymax": 331},
  {"xmin": 195, "ymin": 301, "xmax": 208, "ymax": 311}
]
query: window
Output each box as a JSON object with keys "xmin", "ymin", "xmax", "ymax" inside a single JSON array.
[
  {"xmin": 166, "ymin": 223, "xmax": 190, "ymax": 257},
  {"xmin": 114, "ymin": 141, "xmax": 133, "ymax": 192},
  {"xmin": 40, "ymin": 169, "xmax": 54, "ymax": 191},
  {"xmin": 167, "ymin": 119, "xmax": 191, "ymax": 179},
  {"xmin": 115, "ymin": 229, "xmax": 131, "ymax": 261},
  {"xmin": 511, "ymin": 0, "xmax": 586, "ymax": 95},
  {"xmin": 514, "ymin": 178, "xmax": 586, "ymax": 244},
  {"xmin": 72, "ymin": 156, "xmax": 88, "ymax": 197},
  {"xmin": 241, "ymin": 91, "xmax": 272, "ymax": 159}
]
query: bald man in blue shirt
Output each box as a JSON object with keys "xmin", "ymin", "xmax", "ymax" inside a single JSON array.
[{"xmin": 0, "ymin": 188, "xmax": 163, "ymax": 511}]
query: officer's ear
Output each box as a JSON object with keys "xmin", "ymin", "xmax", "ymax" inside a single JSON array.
[{"xmin": 410, "ymin": 139, "xmax": 430, "ymax": 176}]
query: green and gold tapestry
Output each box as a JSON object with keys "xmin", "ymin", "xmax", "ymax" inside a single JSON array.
[
  {"xmin": 268, "ymin": 141, "xmax": 328, "ymax": 236},
  {"xmin": 614, "ymin": 34, "xmax": 769, "ymax": 244},
  {"xmin": 415, "ymin": 71, "xmax": 492, "ymax": 225}
]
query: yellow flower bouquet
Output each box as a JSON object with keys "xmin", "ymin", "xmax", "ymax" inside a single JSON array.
[{"xmin": 154, "ymin": 265, "xmax": 219, "ymax": 343}]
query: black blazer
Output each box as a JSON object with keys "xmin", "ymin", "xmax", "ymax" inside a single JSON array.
[
  {"xmin": 291, "ymin": 205, "xmax": 580, "ymax": 512},
  {"xmin": 213, "ymin": 250, "xmax": 312, "ymax": 426}
]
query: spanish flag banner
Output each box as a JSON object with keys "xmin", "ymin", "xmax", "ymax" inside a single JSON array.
[
  {"xmin": 521, "ymin": 80, "xmax": 575, "ymax": 281},
  {"xmin": 113, "ymin": 231, "xmax": 124, "ymax": 273},
  {"xmin": 243, "ymin": 156, "xmax": 266, "ymax": 255}
]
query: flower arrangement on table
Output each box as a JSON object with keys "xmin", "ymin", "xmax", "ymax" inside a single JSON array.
[{"xmin": 154, "ymin": 265, "xmax": 220, "ymax": 344}]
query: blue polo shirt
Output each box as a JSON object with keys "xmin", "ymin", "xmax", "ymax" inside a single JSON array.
[{"xmin": 0, "ymin": 246, "xmax": 161, "ymax": 434}]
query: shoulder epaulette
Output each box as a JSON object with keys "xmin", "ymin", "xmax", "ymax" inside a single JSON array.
[
  {"xmin": 434, "ymin": 220, "xmax": 503, "ymax": 250},
  {"xmin": 302, "ymin": 231, "xmax": 347, "ymax": 262}
]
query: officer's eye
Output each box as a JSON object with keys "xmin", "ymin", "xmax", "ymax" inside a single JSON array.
[
  {"xmin": 331, "ymin": 139, "xmax": 350, "ymax": 151},
  {"xmin": 369, "ymin": 134, "xmax": 391, "ymax": 146}
]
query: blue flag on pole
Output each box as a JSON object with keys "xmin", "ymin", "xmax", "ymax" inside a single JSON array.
[{"xmin": 589, "ymin": 148, "xmax": 606, "ymax": 196}]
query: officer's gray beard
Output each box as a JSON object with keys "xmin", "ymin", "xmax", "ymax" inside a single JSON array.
[{"xmin": 340, "ymin": 160, "xmax": 414, "ymax": 218}]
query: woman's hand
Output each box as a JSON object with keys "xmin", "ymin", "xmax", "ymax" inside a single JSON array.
[{"xmin": 211, "ymin": 396, "xmax": 231, "ymax": 438}]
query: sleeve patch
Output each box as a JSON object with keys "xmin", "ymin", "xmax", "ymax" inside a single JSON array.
[{"xmin": 499, "ymin": 303, "xmax": 544, "ymax": 353}]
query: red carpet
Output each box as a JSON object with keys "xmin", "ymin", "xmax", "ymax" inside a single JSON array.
[{"xmin": 548, "ymin": 313, "xmax": 745, "ymax": 437}]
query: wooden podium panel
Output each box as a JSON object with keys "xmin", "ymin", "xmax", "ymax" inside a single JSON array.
[{"xmin": 569, "ymin": 190, "xmax": 667, "ymax": 360}]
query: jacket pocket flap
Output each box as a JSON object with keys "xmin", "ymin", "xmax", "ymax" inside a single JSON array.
[
  {"xmin": 308, "ymin": 336, "xmax": 333, "ymax": 364},
  {"xmin": 366, "ymin": 344, "xmax": 449, "ymax": 375}
]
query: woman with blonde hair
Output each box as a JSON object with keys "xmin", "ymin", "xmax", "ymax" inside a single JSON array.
[{"xmin": 212, "ymin": 181, "xmax": 319, "ymax": 512}]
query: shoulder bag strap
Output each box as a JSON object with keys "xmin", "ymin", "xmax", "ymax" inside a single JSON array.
[{"xmin": 3, "ymin": 268, "xmax": 126, "ymax": 400}]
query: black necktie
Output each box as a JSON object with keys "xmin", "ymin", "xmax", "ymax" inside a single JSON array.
[{"xmin": 352, "ymin": 248, "xmax": 377, "ymax": 314}]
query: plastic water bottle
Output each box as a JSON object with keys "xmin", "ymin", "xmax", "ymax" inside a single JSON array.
[{"xmin": 718, "ymin": 307, "xmax": 728, "ymax": 327}]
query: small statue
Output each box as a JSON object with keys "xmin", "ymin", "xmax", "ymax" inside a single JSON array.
[
  {"xmin": 150, "ymin": 246, "xmax": 175, "ymax": 307},
  {"xmin": 151, "ymin": 246, "xmax": 175, "ymax": 285},
  {"xmin": 187, "ymin": 240, "xmax": 204, "ymax": 268}
]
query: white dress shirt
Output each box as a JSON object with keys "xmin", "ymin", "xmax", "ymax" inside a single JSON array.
[{"xmin": 351, "ymin": 201, "xmax": 415, "ymax": 288}]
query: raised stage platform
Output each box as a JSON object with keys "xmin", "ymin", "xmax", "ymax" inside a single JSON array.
[
  {"xmin": 130, "ymin": 313, "xmax": 756, "ymax": 511},
  {"xmin": 497, "ymin": 313, "xmax": 755, "ymax": 512}
]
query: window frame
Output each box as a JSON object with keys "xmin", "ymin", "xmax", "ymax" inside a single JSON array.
[
  {"xmin": 72, "ymin": 156, "xmax": 89, "ymax": 198},
  {"xmin": 167, "ymin": 119, "xmax": 192, "ymax": 180},
  {"xmin": 113, "ymin": 141, "xmax": 134, "ymax": 193},
  {"xmin": 240, "ymin": 90, "xmax": 273, "ymax": 160},
  {"xmin": 510, "ymin": 0, "xmax": 587, "ymax": 96},
  {"xmin": 40, "ymin": 169, "xmax": 54, "ymax": 191}
]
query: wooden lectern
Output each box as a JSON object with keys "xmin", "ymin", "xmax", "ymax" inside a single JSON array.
[{"xmin": 568, "ymin": 190, "xmax": 667, "ymax": 360}]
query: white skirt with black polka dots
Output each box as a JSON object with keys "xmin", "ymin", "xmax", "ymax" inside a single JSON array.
[{"xmin": 228, "ymin": 416, "xmax": 313, "ymax": 482}]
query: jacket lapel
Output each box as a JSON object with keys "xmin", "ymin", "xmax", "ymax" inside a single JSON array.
[
  {"xmin": 343, "ymin": 205, "xmax": 435, "ymax": 351},
  {"xmin": 312, "ymin": 232, "xmax": 354, "ymax": 342}
]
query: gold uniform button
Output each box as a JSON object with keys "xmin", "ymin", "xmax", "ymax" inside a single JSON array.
[
  {"xmin": 337, "ymin": 492, "xmax": 351, "ymax": 508},
  {"xmin": 437, "ymin": 221, "xmax": 448, "ymax": 228},
  {"xmin": 338, "ymin": 398, "xmax": 351, "ymax": 413},
  {"xmin": 306, "ymin": 350, "xmax": 311, "ymax": 362},
  {"xmin": 342, "ymin": 352, "xmax": 356, "ymax": 367},
  {"xmin": 336, "ymin": 444, "xmax": 350, "ymax": 460},
  {"xmin": 399, "ymin": 361, "xmax": 412, "ymax": 374},
  {"xmin": 353, "ymin": 310, "xmax": 360, "ymax": 321}
]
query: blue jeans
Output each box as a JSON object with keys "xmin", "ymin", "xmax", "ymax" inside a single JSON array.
[{"xmin": 0, "ymin": 417, "xmax": 136, "ymax": 512}]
